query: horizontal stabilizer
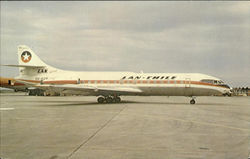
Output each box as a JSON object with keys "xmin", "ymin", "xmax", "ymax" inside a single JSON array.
[{"xmin": 2, "ymin": 64, "xmax": 45, "ymax": 68}]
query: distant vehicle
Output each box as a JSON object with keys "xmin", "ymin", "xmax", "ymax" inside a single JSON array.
[{"xmin": 4, "ymin": 45, "xmax": 232, "ymax": 104}]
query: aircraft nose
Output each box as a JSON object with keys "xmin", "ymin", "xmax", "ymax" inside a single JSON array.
[
  {"xmin": 221, "ymin": 84, "xmax": 232, "ymax": 96},
  {"xmin": 229, "ymin": 87, "xmax": 233, "ymax": 92}
]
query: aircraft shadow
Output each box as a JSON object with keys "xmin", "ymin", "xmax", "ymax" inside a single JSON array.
[{"xmin": 29, "ymin": 100, "xmax": 228, "ymax": 107}]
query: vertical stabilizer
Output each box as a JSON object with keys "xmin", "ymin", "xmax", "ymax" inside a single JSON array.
[
  {"xmin": 16, "ymin": 45, "xmax": 56, "ymax": 78},
  {"xmin": 18, "ymin": 45, "xmax": 49, "ymax": 67}
]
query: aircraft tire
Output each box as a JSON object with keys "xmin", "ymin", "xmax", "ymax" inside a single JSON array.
[
  {"xmin": 190, "ymin": 99, "xmax": 195, "ymax": 104},
  {"xmin": 114, "ymin": 96, "xmax": 121, "ymax": 103},
  {"xmin": 97, "ymin": 97, "xmax": 105, "ymax": 103},
  {"xmin": 106, "ymin": 96, "xmax": 113, "ymax": 103}
]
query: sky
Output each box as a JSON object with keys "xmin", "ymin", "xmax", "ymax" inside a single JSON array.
[{"xmin": 0, "ymin": 1, "xmax": 249, "ymax": 87}]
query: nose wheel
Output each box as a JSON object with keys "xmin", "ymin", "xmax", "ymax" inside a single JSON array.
[
  {"xmin": 189, "ymin": 96, "xmax": 196, "ymax": 104},
  {"xmin": 190, "ymin": 99, "xmax": 195, "ymax": 104}
]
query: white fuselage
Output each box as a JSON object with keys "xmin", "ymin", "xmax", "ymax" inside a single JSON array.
[
  {"xmin": 17, "ymin": 67, "xmax": 231, "ymax": 97},
  {"xmin": 12, "ymin": 45, "xmax": 231, "ymax": 98}
]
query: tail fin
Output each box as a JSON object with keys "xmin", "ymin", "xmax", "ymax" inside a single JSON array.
[
  {"xmin": 3, "ymin": 45, "xmax": 57, "ymax": 79},
  {"xmin": 15, "ymin": 45, "xmax": 56, "ymax": 78},
  {"xmin": 18, "ymin": 45, "xmax": 49, "ymax": 67}
]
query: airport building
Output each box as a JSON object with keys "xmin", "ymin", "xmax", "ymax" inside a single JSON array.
[{"xmin": 232, "ymin": 87, "xmax": 249, "ymax": 96}]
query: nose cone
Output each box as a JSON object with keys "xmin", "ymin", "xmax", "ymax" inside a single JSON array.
[
  {"xmin": 221, "ymin": 84, "xmax": 232, "ymax": 96},
  {"xmin": 230, "ymin": 87, "xmax": 233, "ymax": 92}
]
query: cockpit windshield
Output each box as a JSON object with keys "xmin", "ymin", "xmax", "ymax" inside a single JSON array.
[
  {"xmin": 201, "ymin": 79, "xmax": 230, "ymax": 89},
  {"xmin": 201, "ymin": 79, "xmax": 224, "ymax": 85}
]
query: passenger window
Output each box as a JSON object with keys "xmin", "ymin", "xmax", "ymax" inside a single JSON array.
[{"xmin": 171, "ymin": 76, "xmax": 176, "ymax": 79}]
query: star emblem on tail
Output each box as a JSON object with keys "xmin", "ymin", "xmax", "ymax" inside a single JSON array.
[{"xmin": 21, "ymin": 51, "xmax": 32, "ymax": 63}]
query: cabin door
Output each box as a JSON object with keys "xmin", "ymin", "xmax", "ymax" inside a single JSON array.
[
  {"xmin": 184, "ymin": 78, "xmax": 192, "ymax": 96},
  {"xmin": 185, "ymin": 78, "xmax": 191, "ymax": 88}
]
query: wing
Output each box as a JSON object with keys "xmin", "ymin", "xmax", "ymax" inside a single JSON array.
[
  {"xmin": 36, "ymin": 84, "xmax": 142, "ymax": 96},
  {"xmin": 16, "ymin": 79, "xmax": 142, "ymax": 96}
]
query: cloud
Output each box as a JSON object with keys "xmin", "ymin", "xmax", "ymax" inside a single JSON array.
[{"xmin": 0, "ymin": 1, "xmax": 249, "ymax": 87}]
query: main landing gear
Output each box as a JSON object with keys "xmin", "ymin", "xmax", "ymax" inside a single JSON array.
[{"xmin": 97, "ymin": 96, "xmax": 121, "ymax": 104}]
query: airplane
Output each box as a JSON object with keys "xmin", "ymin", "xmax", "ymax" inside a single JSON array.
[
  {"xmin": 0, "ymin": 76, "xmax": 47, "ymax": 96},
  {"xmin": 0, "ymin": 76, "xmax": 26, "ymax": 92},
  {"xmin": 4, "ymin": 45, "xmax": 232, "ymax": 104}
]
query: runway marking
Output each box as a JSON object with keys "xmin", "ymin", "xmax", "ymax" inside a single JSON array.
[
  {"xmin": 0, "ymin": 108, "xmax": 15, "ymax": 111},
  {"xmin": 120, "ymin": 112, "xmax": 250, "ymax": 133},
  {"xmin": 85, "ymin": 146, "xmax": 212, "ymax": 153},
  {"xmin": 67, "ymin": 105, "xmax": 128, "ymax": 159},
  {"xmin": 165, "ymin": 116, "xmax": 250, "ymax": 133}
]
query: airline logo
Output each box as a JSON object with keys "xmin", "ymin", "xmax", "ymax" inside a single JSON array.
[{"xmin": 21, "ymin": 51, "xmax": 32, "ymax": 63}]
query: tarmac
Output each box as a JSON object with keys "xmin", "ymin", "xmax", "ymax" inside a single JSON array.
[{"xmin": 0, "ymin": 93, "xmax": 249, "ymax": 159}]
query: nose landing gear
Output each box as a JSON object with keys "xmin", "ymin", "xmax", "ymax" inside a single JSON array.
[
  {"xmin": 97, "ymin": 95, "xmax": 121, "ymax": 104},
  {"xmin": 190, "ymin": 96, "xmax": 196, "ymax": 104},
  {"xmin": 190, "ymin": 99, "xmax": 195, "ymax": 104}
]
